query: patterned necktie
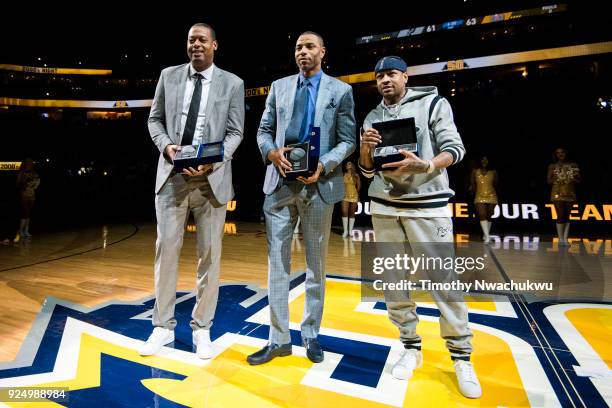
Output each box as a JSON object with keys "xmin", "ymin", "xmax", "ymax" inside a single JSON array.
[{"xmin": 181, "ymin": 73, "xmax": 203, "ymax": 146}]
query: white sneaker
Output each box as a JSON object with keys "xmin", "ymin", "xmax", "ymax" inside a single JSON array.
[
  {"xmin": 192, "ymin": 329, "xmax": 213, "ymax": 359},
  {"xmin": 138, "ymin": 327, "xmax": 174, "ymax": 356},
  {"xmin": 391, "ymin": 349, "xmax": 422, "ymax": 380},
  {"xmin": 454, "ymin": 360, "xmax": 482, "ymax": 398}
]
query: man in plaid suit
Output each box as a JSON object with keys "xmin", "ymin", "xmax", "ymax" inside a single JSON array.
[{"xmin": 249, "ymin": 31, "xmax": 356, "ymax": 365}]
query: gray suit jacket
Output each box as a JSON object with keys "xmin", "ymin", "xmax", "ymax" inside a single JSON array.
[
  {"xmin": 256, "ymin": 73, "xmax": 356, "ymax": 204},
  {"xmin": 148, "ymin": 63, "xmax": 245, "ymax": 204}
]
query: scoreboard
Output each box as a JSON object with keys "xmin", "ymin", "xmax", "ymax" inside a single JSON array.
[{"xmin": 356, "ymin": 4, "xmax": 568, "ymax": 45}]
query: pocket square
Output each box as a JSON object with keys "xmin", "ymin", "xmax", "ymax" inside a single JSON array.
[{"xmin": 327, "ymin": 98, "xmax": 337, "ymax": 109}]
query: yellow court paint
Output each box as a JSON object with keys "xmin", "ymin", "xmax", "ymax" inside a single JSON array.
[
  {"xmin": 146, "ymin": 344, "xmax": 390, "ymax": 408},
  {"xmin": 566, "ymin": 308, "xmax": 612, "ymax": 370},
  {"xmin": 5, "ymin": 280, "xmax": 547, "ymax": 407},
  {"xmin": 289, "ymin": 280, "xmax": 533, "ymax": 407}
]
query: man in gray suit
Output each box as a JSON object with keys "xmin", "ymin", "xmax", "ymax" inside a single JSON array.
[
  {"xmin": 248, "ymin": 31, "xmax": 356, "ymax": 365},
  {"xmin": 140, "ymin": 23, "xmax": 244, "ymax": 359}
]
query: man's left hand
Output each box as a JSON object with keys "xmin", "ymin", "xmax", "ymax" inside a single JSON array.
[
  {"xmin": 382, "ymin": 150, "xmax": 430, "ymax": 174},
  {"xmin": 297, "ymin": 163, "xmax": 324, "ymax": 184},
  {"xmin": 182, "ymin": 164, "xmax": 213, "ymax": 177}
]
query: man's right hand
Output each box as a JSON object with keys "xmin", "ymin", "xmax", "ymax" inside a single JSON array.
[
  {"xmin": 165, "ymin": 144, "xmax": 181, "ymax": 161},
  {"xmin": 360, "ymin": 128, "xmax": 382, "ymax": 154},
  {"xmin": 359, "ymin": 128, "xmax": 381, "ymax": 170},
  {"xmin": 267, "ymin": 147, "xmax": 294, "ymax": 178}
]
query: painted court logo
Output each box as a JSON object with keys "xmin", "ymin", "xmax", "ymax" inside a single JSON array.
[{"xmin": 0, "ymin": 274, "xmax": 609, "ymax": 407}]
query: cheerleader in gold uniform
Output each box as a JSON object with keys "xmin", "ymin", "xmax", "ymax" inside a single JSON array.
[
  {"xmin": 15, "ymin": 158, "xmax": 40, "ymax": 241},
  {"xmin": 470, "ymin": 156, "xmax": 498, "ymax": 243},
  {"xmin": 342, "ymin": 162, "xmax": 361, "ymax": 238},
  {"xmin": 547, "ymin": 148, "xmax": 580, "ymax": 244}
]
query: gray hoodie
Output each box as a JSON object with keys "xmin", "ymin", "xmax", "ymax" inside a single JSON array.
[{"xmin": 362, "ymin": 86, "xmax": 465, "ymax": 209}]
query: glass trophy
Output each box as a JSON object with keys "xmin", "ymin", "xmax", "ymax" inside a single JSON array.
[{"xmin": 284, "ymin": 126, "xmax": 320, "ymax": 180}]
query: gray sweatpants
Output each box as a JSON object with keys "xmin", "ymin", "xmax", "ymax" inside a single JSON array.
[{"xmin": 371, "ymin": 214, "xmax": 473, "ymax": 360}]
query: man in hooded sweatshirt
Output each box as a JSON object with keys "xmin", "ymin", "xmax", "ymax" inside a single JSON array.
[{"xmin": 358, "ymin": 56, "xmax": 481, "ymax": 399}]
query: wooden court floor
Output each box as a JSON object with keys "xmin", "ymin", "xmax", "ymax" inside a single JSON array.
[
  {"xmin": 0, "ymin": 222, "xmax": 611, "ymax": 406},
  {"xmin": 1, "ymin": 222, "xmax": 609, "ymax": 361},
  {"xmin": 0, "ymin": 222, "xmax": 363, "ymax": 361}
]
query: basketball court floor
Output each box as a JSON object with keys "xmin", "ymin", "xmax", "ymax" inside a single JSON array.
[{"xmin": 0, "ymin": 222, "xmax": 610, "ymax": 407}]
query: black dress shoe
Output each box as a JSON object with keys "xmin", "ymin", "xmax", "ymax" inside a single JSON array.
[
  {"xmin": 302, "ymin": 337, "xmax": 324, "ymax": 363},
  {"xmin": 247, "ymin": 343, "xmax": 292, "ymax": 365}
]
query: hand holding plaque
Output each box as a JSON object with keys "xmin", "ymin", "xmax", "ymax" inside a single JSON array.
[
  {"xmin": 172, "ymin": 141, "xmax": 224, "ymax": 173},
  {"xmin": 372, "ymin": 117, "xmax": 418, "ymax": 171},
  {"xmin": 283, "ymin": 126, "xmax": 321, "ymax": 180}
]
